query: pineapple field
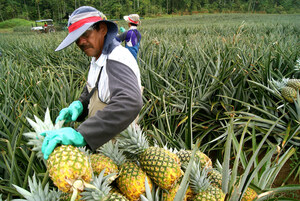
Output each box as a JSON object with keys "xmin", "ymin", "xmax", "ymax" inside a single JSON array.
[{"xmin": 0, "ymin": 13, "xmax": 300, "ymax": 200}]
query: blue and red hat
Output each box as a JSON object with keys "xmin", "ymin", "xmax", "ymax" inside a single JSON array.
[{"xmin": 55, "ymin": 6, "xmax": 118, "ymax": 51}]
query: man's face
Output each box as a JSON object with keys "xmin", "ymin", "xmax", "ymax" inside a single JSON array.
[{"xmin": 76, "ymin": 22, "xmax": 107, "ymax": 59}]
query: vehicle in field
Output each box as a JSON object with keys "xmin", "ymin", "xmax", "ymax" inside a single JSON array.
[{"xmin": 31, "ymin": 19, "xmax": 55, "ymax": 33}]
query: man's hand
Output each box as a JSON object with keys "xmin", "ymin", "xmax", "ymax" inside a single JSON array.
[
  {"xmin": 55, "ymin": 100, "xmax": 83, "ymax": 123},
  {"xmin": 40, "ymin": 127, "xmax": 87, "ymax": 160}
]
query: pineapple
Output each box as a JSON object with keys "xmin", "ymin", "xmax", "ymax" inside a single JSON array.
[
  {"xmin": 176, "ymin": 149, "xmax": 212, "ymax": 169},
  {"xmin": 118, "ymin": 123, "xmax": 183, "ymax": 190},
  {"xmin": 80, "ymin": 169, "xmax": 129, "ymax": 201},
  {"xmin": 241, "ymin": 187, "xmax": 258, "ymax": 201},
  {"xmin": 12, "ymin": 174, "xmax": 61, "ymax": 200},
  {"xmin": 281, "ymin": 86, "xmax": 297, "ymax": 103},
  {"xmin": 207, "ymin": 169, "xmax": 222, "ymax": 189},
  {"xmin": 271, "ymin": 78, "xmax": 298, "ymax": 103},
  {"xmin": 189, "ymin": 161, "xmax": 225, "ymax": 201},
  {"xmin": 162, "ymin": 182, "xmax": 194, "ymax": 201},
  {"xmin": 99, "ymin": 141, "xmax": 152, "ymax": 200},
  {"xmin": 90, "ymin": 153, "xmax": 119, "ymax": 177},
  {"xmin": 287, "ymin": 79, "xmax": 300, "ymax": 90},
  {"xmin": 23, "ymin": 108, "xmax": 93, "ymax": 201}
]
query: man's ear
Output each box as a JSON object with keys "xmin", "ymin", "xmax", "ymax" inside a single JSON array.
[{"xmin": 99, "ymin": 22, "xmax": 108, "ymax": 36}]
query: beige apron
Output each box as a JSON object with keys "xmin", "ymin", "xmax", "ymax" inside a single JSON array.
[{"xmin": 87, "ymin": 84, "xmax": 107, "ymax": 117}]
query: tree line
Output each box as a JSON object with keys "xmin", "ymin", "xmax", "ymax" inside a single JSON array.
[{"xmin": 0, "ymin": 0, "xmax": 299, "ymax": 22}]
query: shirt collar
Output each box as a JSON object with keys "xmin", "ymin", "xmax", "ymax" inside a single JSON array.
[
  {"xmin": 91, "ymin": 54, "xmax": 107, "ymax": 67},
  {"xmin": 129, "ymin": 26, "xmax": 137, "ymax": 30}
]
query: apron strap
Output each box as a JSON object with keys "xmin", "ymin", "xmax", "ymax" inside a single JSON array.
[{"xmin": 86, "ymin": 66, "xmax": 103, "ymax": 101}]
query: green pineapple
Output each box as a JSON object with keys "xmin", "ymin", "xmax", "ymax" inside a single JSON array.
[
  {"xmin": 118, "ymin": 123, "xmax": 183, "ymax": 190},
  {"xmin": 189, "ymin": 161, "xmax": 225, "ymax": 201},
  {"xmin": 271, "ymin": 78, "xmax": 298, "ymax": 103},
  {"xmin": 80, "ymin": 169, "xmax": 129, "ymax": 201},
  {"xmin": 12, "ymin": 174, "xmax": 61, "ymax": 200},
  {"xmin": 23, "ymin": 108, "xmax": 93, "ymax": 201},
  {"xmin": 287, "ymin": 79, "xmax": 300, "ymax": 91},
  {"xmin": 281, "ymin": 86, "xmax": 297, "ymax": 103}
]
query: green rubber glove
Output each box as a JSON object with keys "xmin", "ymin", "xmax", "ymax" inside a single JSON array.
[
  {"xmin": 55, "ymin": 100, "xmax": 83, "ymax": 123},
  {"xmin": 120, "ymin": 27, "xmax": 126, "ymax": 33},
  {"xmin": 40, "ymin": 127, "xmax": 87, "ymax": 160}
]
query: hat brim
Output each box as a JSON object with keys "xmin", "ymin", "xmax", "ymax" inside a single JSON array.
[
  {"xmin": 55, "ymin": 20, "xmax": 118, "ymax": 51},
  {"xmin": 123, "ymin": 16, "xmax": 140, "ymax": 25}
]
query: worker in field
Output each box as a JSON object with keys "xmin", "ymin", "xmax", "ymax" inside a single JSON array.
[
  {"xmin": 40, "ymin": 6, "xmax": 143, "ymax": 160},
  {"xmin": 116, "ymin": 14, "xmax": 142, "ymax": 60}
]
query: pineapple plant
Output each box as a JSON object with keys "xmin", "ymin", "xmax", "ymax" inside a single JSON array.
[
  {"xmin": 99, "ymin": 141, "xmax": 153, "ymax": 201},
  {"xmin": 117, "ymin": 123, "xmax": 183, "ymax": 190},
  {"xmin": 176, "ymin": 149, "xmax": 212, "ymax": 169},
  {"xmin": 189, "ymin": 161, "xmax": 225, "ymax": 201},
  {"xmin": 80, "ymin": 169, "xmax": 129, "ymax": 201},
  {"xmin": 23, "ymin": 108, "xmax": 93, "ymax": 201},
  {"xmin": 12, "ymin": 174, "xmax": 61, "ymax": 201}
]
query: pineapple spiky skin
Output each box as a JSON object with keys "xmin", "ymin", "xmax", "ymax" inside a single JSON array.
[
  {"xmin": 281, "ymin": 86, "xmax": 297, "ymax": 103},
  {"xmin": 287, "ymin": 79, "xmax": 300, "ymax": 90},
  {"xmin": 47, "ymin": 145, "xmax": 93, "ymax": 193},
  {"xmin": 241, "ymin": 187, "xmax": 258, "ymax": 201},
  {"xmin": 139, "ymin": 146, "xmax": 183, "ymax": 190},
  {"xmin": 90, "ymin": 153, "xmax": 119, "ymax": 176},
  {"xmin": 162, "ymin": 182, "xmax": 194, "ymax": 201},
  {"xmin": 176, "ymin": 149, "xmax": 212, "ymax": 169},
  {"xmin": 208, "ymin": 169, "xmax": 222, "ymax": 189},
  {"xmin": 59, "ymin": 192, "xmax": 81, "ymax": 201},
  {"xmin": 117, "ymin": 161, "xmax": 153, "ymax": 201},
  {"xmin": 105, "ymin": 192, "xmax": 129, "ymax": 201}
]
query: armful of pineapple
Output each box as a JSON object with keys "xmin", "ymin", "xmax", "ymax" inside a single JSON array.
[{"xmin": 40, "ymin": 127, "xmax": 87, "ymax": 160}]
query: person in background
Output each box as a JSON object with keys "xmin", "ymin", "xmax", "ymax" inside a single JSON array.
[
  {"xmin": 40, "ymin": 6, "xmax": 143, "ymax": 160},
  {"xmin": 116, "ymin": 14, "xmax": 142, "ymax": 60}
]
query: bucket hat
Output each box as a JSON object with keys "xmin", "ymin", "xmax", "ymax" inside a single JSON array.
[
  {"xmin": 123, "ymin": 14, "xmax": 141, "ymax": 26},
  {"xmin": 55, "ymin": 6, "xmax": 118, "ymax": 51}
]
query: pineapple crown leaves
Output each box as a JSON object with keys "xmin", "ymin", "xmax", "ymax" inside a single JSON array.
[
  {"xmin": 80, "ymin": 169, "xmax": 116, "ymax": 201},
  {"xmin": 23, "ymin": 108, "xmax": 64, "ymax": 159},
  {"xmin": 12, "ymin": 174, "xmax": 61, "ymax": 201},
  {"xmin": 269, "ymin": 77, "xmax": 289, "ymax": 91},
  {"xmin": 98, "ymin": 141, "xmax": 126, "ymax": 167},
  {"xmin": 117, "ymin": 123, "xmax": 149, "ymax": 156},
  {"xmin": 189, "ymin": 161, "xmax": 211, "ymax": 193}
]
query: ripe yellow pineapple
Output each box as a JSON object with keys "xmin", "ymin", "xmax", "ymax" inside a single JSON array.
[
  {"xmin": 90, "ymin": 153, "xmax": 119, "ymax": 176},
  {"xmin": 241, "ymin": 187, "xmax": 258, "ymax": 201},
  {"xmin": 162, "ymin": 182, "xmax": 194, "ymax": 201},
  {"xmin": 176, "ymin": 149, "xmax": 212, "ymax": 169},
  {"xmin": 23, "ymin": 108, "xmax": 93, "ymax": 201},
  {"xmin": 98, "ymin": 141, "xmax": 152, "ymax": 200},
  {"xmin": 117, "ymin": 161, "xmax": 153, "ymax": 201},
  {"xmin": 118, "ymin": 123, "xmax": 183, "ymax": 190}
]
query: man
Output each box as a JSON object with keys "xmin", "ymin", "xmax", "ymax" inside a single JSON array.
[
  {"xmin": 40, "ymin": 6, "xmax": 143, "ymax": 160},
  {"xmin": 116, "ymin": 14, "xmax": 142, "ymax": 60}
]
